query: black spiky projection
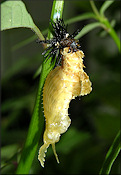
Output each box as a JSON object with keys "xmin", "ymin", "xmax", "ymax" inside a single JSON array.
[{"xmin": 37, "ymin": 19, "xmax": 81, "ymax": 65}]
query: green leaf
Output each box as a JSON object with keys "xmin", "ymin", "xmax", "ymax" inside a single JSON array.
[
  {"xmin": 65, "ymin": 12, "xmax": 97, "ymax": 25},
  {"xmin": 99, "ymin": 130, "xmax": 121, "ymax": 175},
  {"xmin": 1, "ymin": 0, "xmax": 44, "ymax": 40},
  {"xmin": 100, "ymin": 1, "xmax": 114, "ymax": 17},
  {"xmin": 75, "ymin": 22, "xmax": 103, "ymax": 39},
  {"xmin": 1, "ymin": 1, "xmax": 35, "ymax": 30}
]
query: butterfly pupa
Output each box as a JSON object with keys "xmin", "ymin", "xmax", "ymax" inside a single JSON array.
[{"xmin": 38, "ymin": 19, "xmax": 92, "ymax": 167}]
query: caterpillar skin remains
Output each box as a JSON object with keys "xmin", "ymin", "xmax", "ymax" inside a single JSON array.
[{"xmin": 38, "ymin": 19, "xmax": 92, "ymax": 167}]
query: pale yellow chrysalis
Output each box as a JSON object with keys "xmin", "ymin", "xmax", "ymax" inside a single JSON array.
[{"xmin": 38, "ymin": 47, "xmax": 92, "ymax": 167}]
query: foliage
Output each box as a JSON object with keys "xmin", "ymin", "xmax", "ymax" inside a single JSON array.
[{"xmin": 1, "ymin": 0, "xmax": 120, "ymax": 174}]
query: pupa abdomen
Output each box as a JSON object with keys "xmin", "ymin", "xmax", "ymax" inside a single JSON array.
[{"xmin": 38, "ymin": 47, "xmax": 92, "ymax": 167}]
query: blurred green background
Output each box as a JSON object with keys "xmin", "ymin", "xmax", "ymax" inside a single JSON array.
[{"xmin": 1, "ymin": 0, "xmax": 120, "ymax": 174}]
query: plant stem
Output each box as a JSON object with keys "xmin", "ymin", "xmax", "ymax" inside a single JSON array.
[
  {"xmin": 16, "ymin": 76, "xmax": 44, "ymax": 174},
  {"xmin": 48, "ymin": 0, "xmax": 64, "ymax": 39},
  {"xmin": 16, "ymin": 0, "xmax": 64, "ymax": 174},
  {"xmin": 102, "ymin": 18, "xmax": 120, "ymax": 52},
  {"xmin": 33, "ymin": 25, "xmax": 45, "ymax": 41}
]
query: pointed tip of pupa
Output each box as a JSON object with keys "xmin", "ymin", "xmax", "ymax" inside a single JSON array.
[{"xmin": 38, "ymin": 143, "xmax": 50, "ymax": 168}]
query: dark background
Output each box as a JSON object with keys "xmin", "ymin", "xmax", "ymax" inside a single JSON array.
[{"xmin": 1, "ymin": 1, "xmax": 120, "ymax": 174}]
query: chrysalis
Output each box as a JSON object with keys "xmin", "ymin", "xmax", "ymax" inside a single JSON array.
[{"xmin": 37, "ymin": 19, "xmax": 92, "ymax": 167}]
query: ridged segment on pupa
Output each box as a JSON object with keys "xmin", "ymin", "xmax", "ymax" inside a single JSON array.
[{"xmin": 38, "ymin": 47, "xmax": 92, "ymax": 167}]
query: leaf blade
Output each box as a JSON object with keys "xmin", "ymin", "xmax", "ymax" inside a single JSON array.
[
  {"xmin": 1, "ymin": 1, "xmax": 35, "ymax": 30},
  {"xmin": 75, "ymin": 22, "xmax": 103, "ymax": 39},
  {"xmin": 65, "ymin": 12, "xmax": 97, "ymax": 25},
  {"xmin": 100, "ymin": 1, "xmax": 114, "ymax": 17}
]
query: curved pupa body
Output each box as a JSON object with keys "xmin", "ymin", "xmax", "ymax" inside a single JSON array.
[{"xmin": 38, "ymin": 47, "xmax": 92, "ymax": 167}]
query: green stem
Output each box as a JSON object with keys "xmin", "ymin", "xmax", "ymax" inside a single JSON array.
[
  {"xmin": 33, "ymin": 25, "xmax": 45, "ymax": 41},
  {"xmin": 102, "ymin": 18, "xmax": 120, "ymax": 52},
  {"xmin": 100, "ymin": 130, "xmax": 121, "ymax": 174},
  {"xmin": 48, "ymin": 0, "xmax": 64, "ymax": 39},
  {"xmin": 16, "ymin": 0, "xmax": 64, "ymax": 174},
  {"xmin": 16, "ymin": 74, "xmax": 44, "ymax": 174}
]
